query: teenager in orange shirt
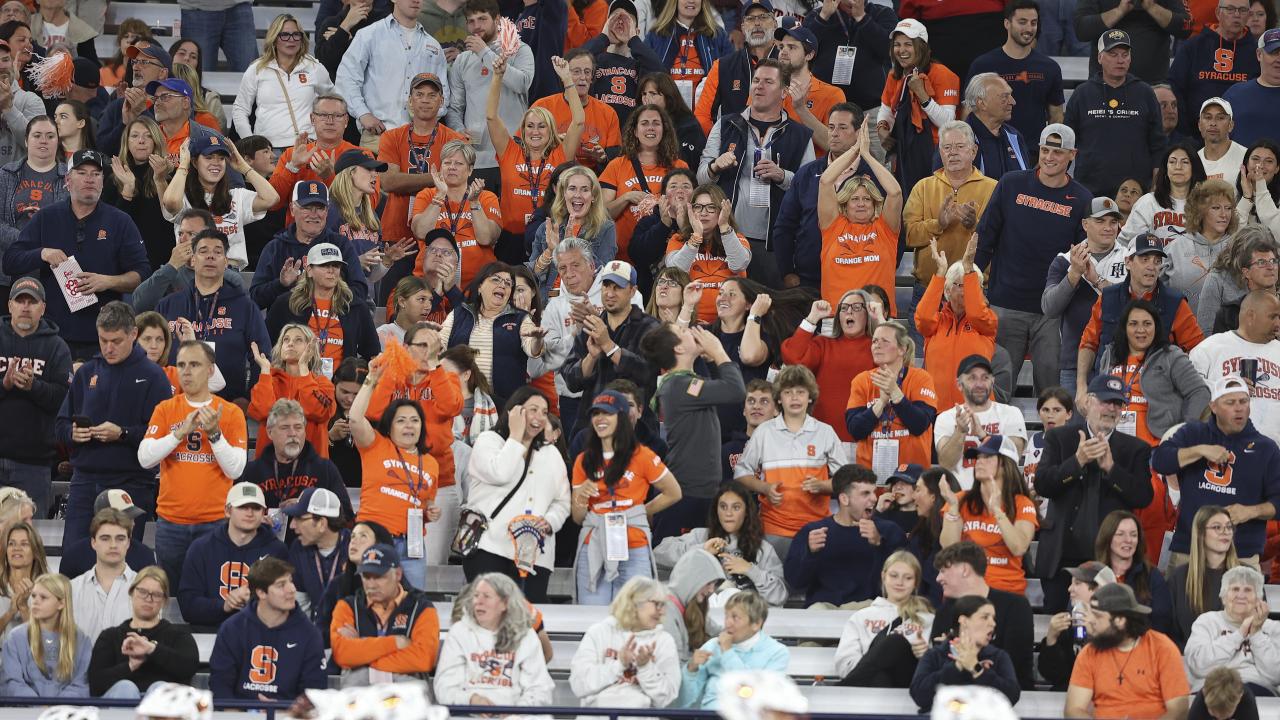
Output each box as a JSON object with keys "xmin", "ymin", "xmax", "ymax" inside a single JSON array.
[
  {"xmin": 816, "ymin": 120, "xmax": 903, "ymax": 313},
  {"xmin": 532, "ymin": 49, "xmax": 620, "ymax": 170},
  {"xmin": 570, "ymin": 390, "xmax": 681, "ymax": 605},
  {"xmin": 663, "ymin": 183, "xmax": 751, "ymax": 322},
  {"xmin": 348, "ymin": 363, "xmax": 442, "ymax": 591},
  {"xmin": 845, "ymin": 321, "xmax": 938, "ymax": 472},
  {"xmin": 409, "ymin": 140, "xmax": 502, "ymax": 289},
  {"xmin": 247, "ymin": 326, "xmax": 336, "ymax": 459},
  {"xmin": 600, "ymin": 105, "xmax": 688, "ymax": 261},
  {"xmin": 938, "ymin": 435, "xmax": 1038, "ymax": 596}
]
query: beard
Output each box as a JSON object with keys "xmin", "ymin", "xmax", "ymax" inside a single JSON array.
[
  {"xmin": 1088, "ymin": 623, "xmax": 1127, "ymax": 651},
  {"xmin": 963, "ymin": 387, "xmax": 990, "ymax": 407}
]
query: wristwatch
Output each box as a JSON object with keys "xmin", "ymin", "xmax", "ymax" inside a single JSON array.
[
  {"xmin": 747, "ymin": 315, "xmax": 761, "ymax": 324},
  {"xmin": 207, "ymin": 430, "xmax": 223, "ymax": 444}
]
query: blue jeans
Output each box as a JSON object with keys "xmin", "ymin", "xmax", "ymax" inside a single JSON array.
[
  {"xmin": 155, "ymin": 518, "xmax": 222, "ymax": 590},
  {"xmin": 392, "ymin": 536, "xmax": 427, "ymax": 591},
  {"xmin": 0, "ymin": 458, "xmax": 51, "ymax": 519},
  {"xmin": 104, "ymin": 680, "xmax": 141, "ymax": 699},
  {"xmin": 575, "ymin": 542, "xmax": 652, "ymax": 605},
  {"xmin": 1038, "ymin": 0, "xmax": 1090, "ymax": 56},
  {"xmin": 65, "ymin": 473, "xmax": 155, "ymax": 549},
  {"xmin": 181, "ymin": 3, "xmax": 258, "ymax": 73}
]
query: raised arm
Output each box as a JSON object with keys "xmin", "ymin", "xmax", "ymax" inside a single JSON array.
[
  {"xmin": 817, "ymin": 127, "xmax": 865, "ymax": 229},
  {"xmin": 348, "ymin": 364, "xmax": 381, "ymax": 449},
  {"xmin": 486, "ymin": 54, "xmax": 513, "ymax": 159}
]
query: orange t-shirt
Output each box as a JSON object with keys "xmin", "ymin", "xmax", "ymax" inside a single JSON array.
[
  {"xmin": 845, "ymin": 366, "xmax": 937, "ymax": 470},
  {"xmin": 949, "ymin": 492, "xmax": 1039, "ymax": 595},
  {"xmin": 784, "ymin": 75, "xmax": 846, "ymax": 157},
  {"xmin": 247, "ymin": 369, "xmax": 337, "ymax": 459},
  {"xmin": 820, "ymin": 214, "xmax": 898, "ymax": 314},
  {"xmin": 309, "ymin": 297, "xmax": 346, "ymax": 363},
  {"xmin": 377, "ymin": 122, "xmax": 467, "ymax": 242},
  {"xmin": 670, "ymin": 35, "xmax": 706, "ymax": 86},
  {"xmin": 664, "ymin": 231, "xmax": 750, "ymax": 322},
  {"xmin": 1107, "ymin": 354, "xmax": 1158, "ymax": 447},
  {"xmin": 409, "ymin": 188, "xmax": 502, "ymax": 288},
  {"xmin": 531, "ymin": 93, "xmax": 621, "ymax": 169},
  {"xmin": 356, "ymin": 434, "xmax": 440, "ymax": 537},
  {"xmin": 1069, "ymin": 630, "xmax": 1190, "ymax": 719},
  {"xmin": 364, "ymin": 367, "xmax": 465, "ymax": 488},
  {"xmin": 600, "ymin": 157, "xmax": 688, "ymax": 261},
  {"xmin": 496, "ymin": 141, "xmax": 566, "ymax": 234},
  {"xmin": 146, "ymin": 395, "xmax": 249, "ymax": 525},
  {"xmin": 880, "ymin": 64, "xmax": 961, "ymax": 144},
  {"xmin": 572, "ymin": 444, "xmax": 669, "ymax": 548},
  {"xmin": 163, "ymin": 366, "xmax": 179, "ymax": 395}
]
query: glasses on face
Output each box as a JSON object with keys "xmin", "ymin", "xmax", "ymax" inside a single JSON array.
[
  {"xmin": 486, "ymin": 276, "xmax": 514, "ymax": 288},
  {"xmin": 655, "ymin": 277, "xmax": 681, "ymax": 288},
  {"xmin": 313, "ymin": 112, "xmax": 345, "ymax": 122},
  {"xmin": 1252, "ymin": 257, "xmax": 1280, "ymax": 268},
  {"xmin": 1218, "ymin": 4, "xmax": 1250, "ymax": 14},
  {"xmin": 838, "ymin": 302, "xmax": 866, "ymax": 313},
  {"xmin": 743, "ymin": 12, "xmax": 772, "ymax": 23},
  {"xmin": 426, "ymin": 246, "xmax": 454, "ymax": 258},
  {"xmin": 133, "ymin": 59, "xmax": 164, "ymax": 71},
  {"xmin": 277, "ymin": 31, "xmax": 304, "ymax": 41},
  {"xmin": 691, "ymin": 203, "xmax": 717, "ymax": 213},
  {"xmin": 1207, "ymin": 522, "xmax": 1236, "ymax": 534},
  {"xmin": 132, "ymin": 588, "xmax": 164, "ymax": 602},
  {"xmin": 153, "ymin": 93, "xmax": 184, "ymax": 104}
]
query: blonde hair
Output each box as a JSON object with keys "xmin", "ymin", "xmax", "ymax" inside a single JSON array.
[
  {"xmin": 130, "ymin": 565, "xmax": 171, "ymax": 598},
  {"xmin": 0, "ymin": 489, "xmax": 35, "ymax": 532},
  {"xmin": 882, "ymin": 550, "xmax": 933, "ymax": 626},
  {"xmin": 549, "ymin": 166, "xmax": 609, "ymax": 246},
  {"xmin": 724, "ymin": 589, "xmax": 768, "ymax": 626},
  {"xmin": 256, "ymin": 14, "xmax": 311, "ymax": 71},
  {"xmin": 170, "ymin": 63, "xmax": 212, "ymax": 115},
  {"xmin": 837, "ymin": 175, "xmax": 885, "ymax": 214},
  {"xmin": 610, "ymin": 577, "xmax": 667, "ymax": 631},
  {"xmin": 288, "ymin": 271, "xmax": 354, "ymax": 318},
  {"xmin": 518, "ymin": 107, "xmax": 561, "ymax": 154},
  {"xmin": 330, "ymin": 167, "xmax": 380, "ymax": 231},
  {"xmin": 1187, "ymin": 505, "xmax": 1239, "ymax": 615},
  {"xmin": 651, "ymin": 0, "xmax": 719, "ymax": 37},
  {"xmin": 28, "ymin": 573, "xmax": 77, "ymax": 683},
  {"xmin": 1185, "ymin": 179, "xmax": 1240, "ymax": 236},
  {"xmin": 115, "ymin": 117, "xmax": 168, "ymax": 198},
  {"xmin": 270, "ymin": 323, "xmax": 324, "ymax": 373}
]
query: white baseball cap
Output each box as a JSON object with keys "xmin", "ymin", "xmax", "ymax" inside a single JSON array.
[
  {"xmin": 1211, "ymin": 375, "xmax": 1250, "ymax": 402},
  {"xmin": 305, "ymin": 242, "xmax": 345, "ymax": 267},
  {"xmin": 226, "ymin": 482, "xmax": 267, "ymax": 508},
  {"xmin": 892, "ymin": 18, "xmax": 928, "ymax": 42}
]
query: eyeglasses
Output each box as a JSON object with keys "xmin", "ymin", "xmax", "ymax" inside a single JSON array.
[
  {"xmin": 132, "ymin": 588, "xmax": 165, "ymax": 602},
  {"xmin": 655, "ymin": 277, "xmax": 682, "ymax": 288},
  {"xmin": 1206, "ymin": 522, "xmax": 1236, "ymax": 534},
  {"xmin": 277, "ymin": 31, "xmax": 305, "ymax": 41},
  {"xmin": 132, "ymin": 59, "xmax": 164, "ymax": 71},
  {"xmin": 313, "ymin": 112, "xmax": 345, "ymax": 122},
  {"xmin": 1218, "ymin": 5, "xmax": 1250, "ymax": 15},
  {"xmin": 743, "ymin": 12, "xmax": 773, "ymax": 23},
  {"xmin": 485, "ymin": 276, "xmax": 514, "ymax": 288},
  {"xmin": 691, "ymin": 203, "xmax": 717, "ymax": 213},
  {"xmin": 839, "ymin": 302, "xmax": 866, "ymax": 313},
  {"xmin": 153, "ymin": 93, "xmax": 185, "ymax": 104},
  {"xmin": 1251, "ymin": 258, "xmax": 1280, "ymax": 268},
  {"xmin": 425, "ymin": 247, "xmax": 455, "ymax": 257}
]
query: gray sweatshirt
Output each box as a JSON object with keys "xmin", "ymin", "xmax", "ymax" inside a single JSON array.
[
  {"xmin": 0, "ymin": 625, "xmax": 91, "ymax": 697},
  {"xmin": 0, "ymin": 85, "xmax": 44, "ymax": 169},
  {"xmin": 656, "ymin": 361, "xmax": 745, "ymax": 499},
  {"xmin": 1194, "ymin": 269, "xmax": 1247, "ymax": 333},
  {"xmin": 1165, "ymin": 231, "xmax": 1229, "ymax": 316},
  {"xmin": 445, "ymin": 42, "xmax": 534, "ymax": 169}
]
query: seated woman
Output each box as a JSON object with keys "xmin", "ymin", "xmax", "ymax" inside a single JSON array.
[
  {"xmin": 265, "ymin": 245, "xmax": 380, "ymax": 367},
  {"xmin": 661, "ymin": 548, "xmax": 727, "ymax": 663},
  {"xmin": 678, "ymin": 590, "xmax": 788, "ymax": 709},
  {"xmin": 1038, "ymin": 560, "xmax": 1115, "ymax": 691},
  {"xmin": 654, "ymin": 482, "xmax": 787, "ymax": 607},
  {"xmin": 906, "ymin": 467, "xmax": 961, "ymax": 607},
  {"xmin": 433, "ymin": 572, "xmax": 555, "ymax": 706},
  {"xmin": 0, "ymin": 521, "xmax": 48, "ymax": 634},
  {"xmin": 0, "ymin": 573, "xmax": 91, "ymax": 697},
  {"xmin": 1168, "ymin": 505, "xmax": 1240, "ymax": 648},
  {"xmin": 915, "ymin": 237, "xmax": 996, "ymax": 411},
  {"xmin": 134, "ymin": 311, "xmax": 226, "ymax": 395},
  {"xmin": 1095, "ymin": 510, "xmax": 1173, "ymax": 635},
  {"xmin": 909, "ymin": 594, "xmax": 1020, "ymax": 710},
  {"xmin": 87, "ymin": 566, "xmax": 199, "ymax": 699},
  {"xmin": 835, "ymin": 550, "xmax": 935, "ymax": 688},
  {"xmin": 1185, "ymin": 565, "xmax": 1280, "ymax": 697},
  {"xmin": 569, "ymin": 577, "xmax": 680, "ymax": 710}
]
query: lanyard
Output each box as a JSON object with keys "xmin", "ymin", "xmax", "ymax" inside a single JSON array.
[
  {"xmin": 313, "ymin": 547, "xmax": 344, "ymax": 590},
  {"xmin": 311, "ymin": 296, "xmax": 337, "ymax": 345},
  {"xmin": 523, "ymin": 147, "xmax": 549, "ymax": 209},
  {"xmin": 273, "ymin": 458, "xmax": 299, "ymax": 493},
  {"xmin": 878, "ymin": 366, "xmax": 909, "ymax": 433},
  {"xmin": 440, "ymin": 196, "xmax": 468, "ymax": 237},
  {"xmin": 393, "ymin": 445, "xmax": 427, "ymax": 499},
  {"xmin": 408, "ymin": 125, "xmax": 439, "ymax": 174},
  {"xmin": 1118, "ymin": 354, "xmax": 1146, "ymax": 400},
  {"xmin": 192, "ymin": 288, "xmax": 221, "ymax": 340}
]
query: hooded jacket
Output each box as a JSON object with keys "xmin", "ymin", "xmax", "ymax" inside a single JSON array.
[
  {"xmin": 177, "ymin": 521, "xmax": 289, "ymax": 627},
  {"xmin": 249, "ymin": 225, "xmax": 370, "ymax": 309},
  {"xmin": 433, "ymin": 615, "xmax": 555, "ymax": 706},
  {"xmin": 208, "ymin": 600, "xmax": 327, "ymax": 700},
  {"xmin": 1063, "ymin": 73, "xmax": 1165, "ymax": 196},
  {"xmin": 155, "ymin": 279, "xmax": 272, "ymax": 401},
  {"xmin": 286, "ymin": 528, "xmax": 349, "ymax": 623},
  {"xmin": 902, "ymin": 167, "xmax": 997, "ymax": 284},
  {"xmin": 914, "ymin": 272, "xmax": 998, "ymax": 412},
  {"xmin": 445, "ymin": 41, "xmax": 535, "ymax": 169},
  {"xmin": 569, "ymin": 616, "xmax": 680, "ymax": 708},
  {"xmin": 661, "ymin": 549, "xmax": 727, "ymax": 662},
  {"xmin": 679, "ymin": 631, "xmax": 789, "ymax": 709},
  {"xmin": 0, "ymin": 316, "xmax": 71, "ymax": 462},
  {"xmin": 833, "ymin": 596, "xmax": 935, "ymax": 680},
  {"xmin": 515, "ymin": 0, "xmax": 568, "ymax": 103},
  {"xmin": 241, "ymin": 440, "xmax": 354, "ymax": 518},
  {"xmin": 363, "ymin": 366, "xmax": 464, "ymax": 487}
]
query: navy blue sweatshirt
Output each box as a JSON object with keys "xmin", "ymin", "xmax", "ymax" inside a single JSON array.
[
  {"xmin": 975, "ymin": 169, "xmax": 1091, "ymax": 314},
  {"xmin": 516, "ymin": 0, "xmax": 567, "ymax": 102},
  {"xmin": 208, "ymin": 600, "xmax": 326, "ymax": 700},
  {"xmin": 241, "ymin": 441, "xmax": 355, "ymax": 520},
  {"xmin": 249, "ymin": 226, "xmax": 369, "ymax": 310},
  {"xmin": 286, "ymin": 528, "xmax": 349, "ymax": 624},
  {"xmin": 967, "ymin": 46, "xmax": 1066, "ymax": 145},
  {"xmin": 155, "ymin": 280, "xmax": 272, "ymax": 401},
  {"xmin": 784, "ymin": 514, "xmax": 906, "ymax": 606},
  {"xmin": 178, "ymin": 521, "xmax": 288, "ymax": 628},
  {"xmin": 55, "ymin": 343, "xmax": 172, "ymax": 479},
  {"xmin": 1152, "ymin": 417, "xmax": 1280, "ymax": 557},
  {"xmin": 2, "ymin": 200, "xmax": 151, "ymax": 345},
  {"xmin": 583, "ymin": 35, "xmax": 664, "ymax": 125},
  {"xmin": 0, "ymin": 317, "xmax": 71, "ymax": 463},
  {"xmin": 1168, "ymin": 29, "xmax": 1259, "ymax": 138},
  {"xmin": 1063, "ymin": 74, "xmax": 1165, "ymax": 196},
  {"xmin": 773, "ymin": 156, "xmax": 882, "ymax": 287}
]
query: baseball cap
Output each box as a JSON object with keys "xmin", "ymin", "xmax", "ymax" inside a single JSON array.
[
  {"xmin": 774, "ymin": 24, "xmax": 817, "ymax": 53},
  {"xmin": 1066, "ymin": 560, "xmax": 1117, "ymax": 587},
  {"xmin": 423, "ymin": 228, "xmax": 459, "ymax": 256},
  {"xmin": 92, "ymin": 488, "xmax": 144, "ymax": 519},
  {"xmin": 410, "ymin": 72, "xmax": 443, "ymax": 93},
  {"xmin": 609, "ymin": 0, "xmax": 639, "ymax": 21},
  {"xmin": 1212, "ymin": 374, "xmax": 1250, "ymax": 402},
  {"xmin": 1039, "ymin": 123, "xmax": 1076, "ymax": 151},
  {"xmin": 963, "ymin": 434, "xmax": 1021, "ymax": 464},
  {"xmin": 226, "ymin": 482, "xmax": 267, "ymax": 508},
  {"xmin": 358, "ymin": 543, "xmax": 401, "ymax": 575},
  {"xmin": 282, "ymin": 487, "xmax": 342, "ymax": 519},
  {"xmin": 1260, "ymin": 27, "xmax": 1280, "ymax": 52},
  {"xmin": 887, "ymin": 463, "xmax": 924, "ymax": 487},
  {"xmin": 1091, "ymin": 582, "xmax": 1151, "ymax": 615},
  {"xmin": 742, "ymin": 0, "xmax": 775, "ymax": 15},
  {"xmin": 1098, "ymin": 28, "xmax": 1132, "ymax": 53},
  {"xmin": 292, "ymin": 180, "xmax": 329, "ymax": 207},
  {"xmin": 600, "ymin": 260, "xmax": 637, "ymax": 288},
  {"xmin": 145, "ymin": 77, "xmax": 193, "ymax": 99},
  {"xmin": 590, "ymin": 390, "xmax": 631, "ymax": 416},
  {"xmin": 126, "ymin": 42, "xmax": 172, "ymax": 71},
  {"xmin": 9, "ymin": 276, "xmax": 44, "ymax": 303},
  {"xmin": 70, "ymin": 148, "xmax": 107, "ymax": 170},
  {"xmin": 956, "ymin": 354, "xmax": 993, "ymax": 377},
  {"xmin": 306, "ymin": 242, "xmax": 345, "ymax": 267},
  {"xmin": 1088, "ymin": 197, "xmax": 1122, "ymax": 219},
  {"xmin": 1128, "ymin": 232, "xmax": 1168, "ymax": 259},
  {"xmin": 72, "ymin": 56, "xmax": 100, "ymax": 89},
  {"xmin": 334, "ymin": 149, "xmax": 388, "ymax": 175},
  {"xmin": 892, "ymin": 18, "xmax": 928, "ymax": 42},
  {"xmin": 1087, "ymin": 373, "xmax": 1127, "ymax": 404},
  {"xmin": 189, "ymin": 131, "xmax": 231, "ymax": 157},
  {"xmin": 1200, "ymin": 96, "xmax": 1233, "ymax": 118}
]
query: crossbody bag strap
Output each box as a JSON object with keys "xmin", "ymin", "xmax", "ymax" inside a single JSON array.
[
  {"xmin": 488, "ymin": 445, "xmax": 535, "ymax": 520},
  {"xmin": 272, "ymin": 65, "xmax": 301, "ymax": 137}
]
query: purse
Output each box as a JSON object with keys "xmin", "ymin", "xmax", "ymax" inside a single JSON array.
[{"xmin": 450, "ymin": 449, "xmax": 533, "ymax": 560}]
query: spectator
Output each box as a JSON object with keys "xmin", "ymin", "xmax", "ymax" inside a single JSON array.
[
  {"xmin": 128, "ymin": 210, "xmax": 235, "ymax": 315},
  {"xmin": 326, "ymin": 358, "xmax": 365, "ymax": 488},
  {"xmin": 464, "ymin": 387, "xmax": 570, "ymax": 601},
  {"xmin": 539, "ymin": 240, "xmax": 615, "ymax": 433},
  {"xmin": 845, "ymin": 321, "xmax": 938, "ymax": 476},
  {"xmin": 1065, "ymin": 30, "xmax": 1164, "ymax": 196},
  {"xmin": 0, "ymin": 520, "xmax": 44, "ymax": 632},
  {"xmin": 644, "ymin": 0, "xmax": 730, "ymax": 105},
  {"xmin": 335, "ymin": 0, "xmax": 449, "ymax": 152},
  {"xmin": 1185, "ymin": 564, "xmax": 1280, "ymax": 695},
  {"xmin": 1075, "ymin": 0, "xmax": 1188, "ymax": 84},
  {"xmin": 57, "ymin": 490, "xmax": 156, "ymax": 581},
  {"xmin": 1169, "ymin": 505, "xmax": 1242, "ymax": 648},
  {"xmin": 909, "ymin": 594, "xmax": 1020, "ymax": 710},
  {"xmin": 569, "ymin": 575, "xmax": 680, "ymax": 708},
  {"xmin": 242, "ymin": 396, "xmax": 352, "ymax": 519},
  {"xmin": 1198, "ymin": 226, "xmax": 1278, "ymax": 333},
  {"xmin": 126, "ymin": 74, "xmax": 217, "ymax": 162},
  {"xmin": 679, "ymin": 590, "xmax": 788, "ymax": 709},
  {"xmin": 208, "ymin": 557, "xmax": 326, "ymax": 700},
  {"xmin": 156, "ymin": 229, "xmax": 271, "ymax": 403},
  {"xmin": 266, "ymin": 244, "xmax": 380, "ymax": 368},
  {"xmin": 87, "ymin": 565, "xmax": 199, "ymax": 699},
  {"xmin": 56, "ymin": 302, "xmax": 171, "ymax": 548},
  {"xmin": 443, "ymin": 343, "xmax": 497, "ymax": 442},
  {"xmin": 660, "ymin": 548, "xmax": 726, "ymax": 662},
  {"xmin": 1119, "ymin": 142, "xmax": 1205, "ymax": 247},
  {"xmin": 1116, "ymin": 177, "xmax": 1146, "ymax": 222},
  {"xmin": 785, "ymin": 463, "xmax": 907, "ymax": 608},
  {"xmin": 931, "ymin": 541, "xmax": 1036, "ymax": 690},
  {"xmin": 330, "ymin": 150, "xmax": 409, "ymax": 296},
  {"xmin": 600, "ymin": 105, "xmax": 687, "ymax": 264},
  {"xmin": 1023, "ymin": 388, "xmax": 1075, "ymax": 486},
  {"xmin": 959, "ymin": 73, "xmax": 1030, "ymax": 181},
  {"xmin": 281, "ymin": 487, "xmax": 348, "ymax": 623},
  {"xmin": 1064, "ymin": 583, "xmax": 1191, "ymax": 718},
  {"xmin": 438, "ymin": 262, "xmax": 543, "ymax": 404},
  {"xmin": 1192, "ymin": 288, "xmax": 1280, "ymax": 440},
  {"xmin": 804, "ymin": 0, "xmax": 896, "ymax": 112},
  {"xmin": 529, "ymin": 168, "xmax": 615, "ymax": 298},
  {"xmin": 329, "ymin": 543, "xmax": 439, "ymax": 684},
  {"xmin": 663, "ymin": 185, "xmax": 750, "ymax": 323},
  {"xmin": 1038, "ymin": 560, "xmax": 1115, "ymax": 691},
  {"xmin": 906, "ymin": 467, "xmax": 961, "ymax": 605},
  {"xmin": 1171, "ymin": 0, "xmax": 1258, "ymax": 141},
  {"xmin": 232, "ymin": 15, "xmax": 334, "ymax": 150},
  {"xmin": 976, "ymin": 124, "xmax": 1091, "ymax": 396},
  {"xmin": 718, "ymin": 379, "xmax": 774, "ymax": 483},
  {"xmin": 638, "ymin": 73, "xmax": 706, "ymax": 171},
  {"xmin": 137, "ymin": 339, "xmax": 248, "ymax": 587},
  {"xmin": 409, "ymin": 141, "xmax": 502, "ymax": 289},
  {"xmin": 1221, "ymin": 29, "xmax": 1280, "ymax": 147},
  {"xmin": 530, "ymin": 48, "xmax": 620, "ymax": 171},
  {"xmin": 268, "ymin": 96, "xmax": 363, "ymax": 224},
  {"xmin": 168, "ymin": 61, "xmax": 225, "ymax": 136},
  {"xmin": 933, "ymin": 356, "xmax": 1026, "ymax": 488},
  {"xmin": 835, "ymin": 550, "xmax": 935, "ymax": 687},
  {"xmin": 0, "ymin": 63, "xmax": 44, "ymax": 172},
  {"xmin": 0, "ymin": 573, "xmax": 90, "ymax": 697},
  {"xmin": 106, "ymin": 118, "xmax": 178, "ymax": 273},
  {"xmin": 692, "ymin": 0, "xmax": 777, "ymax": 135},
  {"xmin": 1191, "ymin": 667, "xmax": 1263, "ymax": 719},
  {"xmin": 1197, "ymin": 99, "xmax": 1249, "ymax": 187},
  {"xmin": 1168, "ymin": 179, "xmax": 1240, "ymax": 310},
  {"xmin": 53, "ymin": 100, "xmax": 94, "ymax": 165},
  {"xmin": 578, "ymin": 2, "xmax": 664, "ymax": 126},
  {"xmin": 917, "ymin": 245, "xmax": 999, "ymax": 414},
  {"xmin": 2, "ymin": 150, "xmax": 148, "ymax": 358},
  {"xmin": 968, "ymin": 1, "xmax": 1066, "ymax": 144},
  {"xmin": 30, "ymin": 0, "xmax": 97, "ymax": 60},
  {"xmin": 246, "ymin": 328, "xmax": 335, "ymax": 462},
  {"xmin": 0, "ymin": 275, "xmax": 70, "ymax": 515},
  {"xmin": 70, "ymin": 508, "xmax": 138, "ymax": 642},
  {"xmin": 772, "ymin": 22, "xmax": 844, "ymax": 155},
  {"xmin": 1095, "ymin": 509, "xmax": 1174, "ymax": 633},
  {"xmin": 1236, "ymin": 139, "xmax": 1280, "ymax": 237},
  {"xmin": 0, "ymin": 117, "xmax": 64, "ymax": 301},
  {"xmin": 377, "ymin": 277, "xmax": 432, "ymax": 347}
]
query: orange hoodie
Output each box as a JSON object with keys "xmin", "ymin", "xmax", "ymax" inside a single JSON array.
[
  {"xmin": 330, "ymin": 593, "xmax": 440, "ymax": 674},
  {"xmin": 365, "ymin": 367, "xmax": 464, "ymax": 487},
  {"xmin": 247, "ymin": 369, "xmax": 337, "ymax": 459},
  {"xmin": 914, "ymin": 272, "xmax": 997, "ymax": 412}
]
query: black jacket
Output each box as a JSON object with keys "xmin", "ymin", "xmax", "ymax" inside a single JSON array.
[
  {"xmin": 933, "ymin": 589, "xmax": 1035, "ymax": 690},
  {"xmin": 909, "ymin": 641, "xmax": 1020, "ymax": 711},
  {"xmin": 88, "ymin": 618, "xmax": 199, "ymax": 696},
  {"xmin": 0, "ymin": 316, "xmax": 71, "ymax": 463},
  {"xmin": 1035, "ymin": 632, "xmax": 1079, "ymax": 691},
  {"xmin": 1063, "ymin": 73, "xmax": 1165, "ymax": 195},
  {"xmin": 1033, "ymin": 424, "xmax": 1154, "ymax": 574},
  {"xmin": 560, "ymin": 306, "xmax": 660, "ymax": 430}
]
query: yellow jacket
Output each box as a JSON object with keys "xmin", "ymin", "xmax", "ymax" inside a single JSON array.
[{"xmin": 902, "ymin": 168, "xmax": 997, "ymax": 283}]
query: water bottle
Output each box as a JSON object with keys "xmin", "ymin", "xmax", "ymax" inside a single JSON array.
[{"xmin": 1071, "ymin": 602, "xmax": 1088, "ymax": 645}]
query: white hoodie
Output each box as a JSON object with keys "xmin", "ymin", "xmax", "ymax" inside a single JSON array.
[
  {"xmin": 569, "ymin": 616, "xmax": 680, "ymax": 708},
  {"xmin": 433, "ymin": 615, "xmax": 556, "ymax": 706},
  {"xmin": 833, "ymin": 597, "xmax": 935, "ymax": 680},
  {"xmin": 1184, "ymin": 610, "xmax": 1280, "ymax": 692}
]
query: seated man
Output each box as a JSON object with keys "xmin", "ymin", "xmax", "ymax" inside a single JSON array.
[
  {"xmin": 283, "ymin": 487, "xmax": 350, "ymax": 624},
  {"xmin": 177, "ymin": 483, "xmax": 288, "ymax": 628},
  {"xmin": 71, "ymin": 508, "xmax": 138, "ymax": 643},
  {"xmin": 208, "ymin": 556, "xmax": 326, "ymax": 701},
  {"xmin": 58, "ymin": 490, "xmax": 157, "ymax": 580},
  {"xmin": 240, "ymin": 399, "xmax": 354, "ymax": 524},
  {"xmin": 129, "ymin": 209, "xmax": 247, "ymax": 313},
  {"xmin": 330, "ymin": 544, "xmax": 440, "ymax": 684}
]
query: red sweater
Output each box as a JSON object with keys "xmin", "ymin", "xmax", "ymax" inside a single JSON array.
[
  {"xmin": 779, "ymin": 323, "xmax": 875, "ymax": 442},
  {"xmin": 899, "ymin": 0, "xmax": 1005, "ymax": 20}
]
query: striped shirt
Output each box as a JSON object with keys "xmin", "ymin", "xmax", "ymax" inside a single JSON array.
[{"xmin": 734, "ymin": 415, "xmax": 848, "ymax": 537}]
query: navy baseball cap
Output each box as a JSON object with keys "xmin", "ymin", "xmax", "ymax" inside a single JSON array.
[
  {"xmin": 358, "ymin": 544, "xmax": 401, "ymax": 575},
  {"xmin": 145, "ymin": 77, "xmax": 192, "ymax": 99},
  {"xmin": 335, "ymin": 149, "xmax": 388, "ymax": 175},
  {"xmin": 963, "ymin": 434, "xmax": 1021, "ymax": 463},
  {"xmin": 424, "ymin": 228, "xmax": 459, "ymax": 256},
  {"xmin": 887, "ymin": 463, "xmax": 924, "ymax": 486},
  {"xmin": 590, "ymin": 390, "xmax": 631, "ymax": 416},
  {"xmin": 189, "ymin": 131, "xmax": 232, "ymax": 157},
  {"xmin": 126, "ymin": 42, "xmax": 172, "ymax": 71},
  {"xmin": 1088, "ymin": 374, "xmax": 1127, "ymax": 404},
  {"xmin": 292, "ymin": 180, "xmax": 329, "ymax": 207},
  {"xmin": 1128, "ymin": 232, "xmax": 1168, "ymax": 259},
  {"xmin": 743, "ymin": 0, "xmax": 774, "ymax": 14},
  {"xmin": 774, "ymin": 24, "xmax": 817, "ymax": 53},
  {"xmin": 1260, "ymin": 28, "xmax": 1280, "ymax": 52}
]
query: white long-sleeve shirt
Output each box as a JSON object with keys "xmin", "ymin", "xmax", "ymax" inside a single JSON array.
[
  {"xmin": 335, "ymin": 15, "xmax": 448, "ymax": 129},
  {"xmin": 833, "ymin": 597, "xmax": 934, "ymax": 680},
  {"xmin": 231, "ymin": 56, "xmax": 334, "ymax": 147},
  {"xmin": 136, "ymin": 396, "xmax": 247, "ymax": 479},
  {"xmin": 1184, "ymin": 610, "xmax": 1280, "ymax": 692},
  {"xmin": 466, "ymin": 432, "xmax": 571, "ymax": 570},
  {"xmin": 433, "ymin": 616, "xmax": 555, "ymax": 706},
  {"xmin": 569, "ymin": 616, "xmax": 680, "ymax": 708}
]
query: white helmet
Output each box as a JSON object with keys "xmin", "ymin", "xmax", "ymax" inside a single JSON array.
[
  {"xmin": 135, "ymin": 682, "xmax": 213, "ymax": 720},
  {"xmin": 37, "ymin": 708, "xmax": 99, "ymax": 720},
  {"xmin": 930, "ymin": 686, "xmax": 1018, "ymax": 720},
  {"xmin": 304, "ymin": 682, "xmax": 446, "ymax": 720},
  {"xmin": 717, "ymin": 671, "xmax": 808, "ymax": 720}
]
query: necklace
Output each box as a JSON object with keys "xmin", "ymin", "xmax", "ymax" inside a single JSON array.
[{"xmin": 1113, "ymin": 637, "xmax": 1140, "ymax": 685}]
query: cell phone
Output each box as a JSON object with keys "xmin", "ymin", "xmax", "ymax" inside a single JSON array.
[
  {"xmin": 1241, "ymin": 358, "xmax": 1259, "ymax": 385},
  {"xmin": 72, "ymin": 415, "xmax": 92, "ymax": 428}
]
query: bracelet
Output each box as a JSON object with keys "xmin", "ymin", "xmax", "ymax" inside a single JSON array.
[
  {"xmin": 605, "ymin": 344, "xmax": 621, "ymax": 358},
  {"xmin": 207, "ymin": 431, "xmax": 222, "ymax": 444},
  {"xmin": 944, "ymin": 513, "xmax": 961, "ymax": 522}
]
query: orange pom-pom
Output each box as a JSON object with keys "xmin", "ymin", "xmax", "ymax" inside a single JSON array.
[
  {"xmin": 371, "ymin": 338, "xmax": 417, "ymax": 388},
  {"xmin": 31, "ymin": 51, "xmax": 74, "ymax": 98}
]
